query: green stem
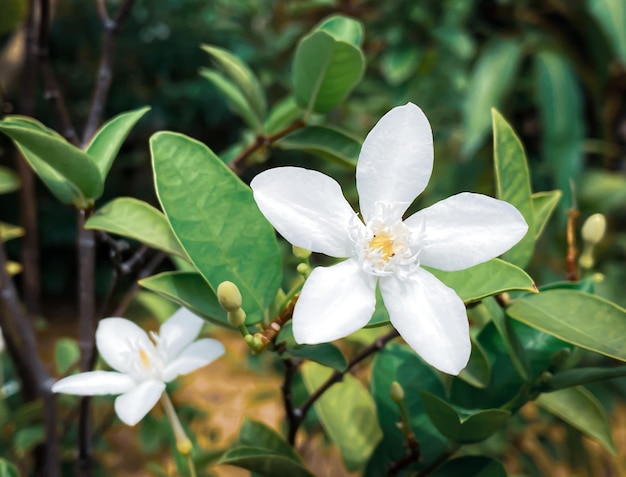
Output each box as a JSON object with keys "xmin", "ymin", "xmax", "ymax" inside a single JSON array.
[{"xmin": 161, "ymin": 392, "xmax": 197, "ymax": 477}]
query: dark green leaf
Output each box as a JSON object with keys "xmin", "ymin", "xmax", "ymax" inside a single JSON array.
[
  {"xmin": 431, "ymin": 456, "xmax": 507, "ymax": 477},
  {"xmin": 507, "ymin": 290, "xmax": 626, "ymax": 361},
  {"xmin": 14, "ymin": 426, "xmax": 45, "ymax": 456},
  {"xmin": 54, "ymin": 338, "xmax": 80, "ymax": 375},
  {"xmin": 284, "ymin": 343, "xmax": 347, "ymax": 371},
  {"xmin": 380, "ymin": 47, "xmax": 421, "ymax": 85},
  {"xmin": 315, "ymin": 14, "xmax": 364, "ymax": 46},
  {"xmin": 587, "ymin": 0, "xmax": 626, "ymax": 61},
  {"xmin": 217, "ymin": 446, "xmax": 314, "ymax": 477},
  {"xmin": 547, "ymin": 365, "xmax": 626, "ymax": 391},
  {"xmin": 492, "ymin": 109, "xmax": 536, "ymax": 268},
  {"xmin": 292, "ymin": 31, "xmax": 365, "ymax": 114},
  {"xmin": 0, "ymin": 166, "xmax": 20, "ymax": 194},
  {"xmin": 277, "ymin": 125, "xmax": 361, "ymax": 168},
  {"xmin": 301, "ymin": 362, "xmax": 381, "ymax": 471},
  {"xmin": 150, "ymin": 132, "xmax": 282, "ymax": 324},
  {"xmin": 532, "ymin": 190, "xmax": 562, "ymax": 239},
  {"xmin": 263, "ymin": 96, "xmax": 302, "ymax": 135},
  {"xmin": 0, "ymin": 458, "xmax": 20, "ymax": 477},
  {"xmin": 239, "ymin": 418, "xmax": 301, "ymax": 463},
  {"xmin": 458, "ymin": 336, "xmax": 491, "ymax": 389},
  {"xmin": 85, "ymin": 197, "xmax": 187, "ymax": 259},
  {"xmin": 138, "ymin": 271, "xmax": 228, "ymax": 327},
  {"xmin": 85, "ymin": 106, "xmax": 150, "ymax": 180},
  {"xmin": 537, "ymin": 386, "xmax": 617, "ymax": 455}
]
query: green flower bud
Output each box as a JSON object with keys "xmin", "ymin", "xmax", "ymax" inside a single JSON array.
[
  {"xmin": 296, "ymin": 263, "xmax": 311, "ymax": 277},
  {"xmin": 227, "ymin": 308, "xmax": 246, "ymax": 328},
  {"xmin": 389, "ymin": 381, "xmax": 405, "ymax": 403},
  {"xmin": 581, "ymin": 213, "xmax": 606, "ymax": 245},
  {"xmin": 217, "ymin": 281, "xmax": 242, "ymax": 312},
  {"xmin": 292, "ymin": 245, "xmax": 312, "ymax": 260}
]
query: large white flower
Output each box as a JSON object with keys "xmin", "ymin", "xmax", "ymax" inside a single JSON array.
[
  {"xmin": 52, "ymin": 308, "xmax": 224, "ymax": 425},
  {"xmin": 251, "ymin": 103, "xmax": 528, "ymax": 375}
]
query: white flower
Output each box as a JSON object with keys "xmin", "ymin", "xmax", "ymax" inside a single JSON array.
[
  {"xmin": 251, "ymin": 103, "xmax": 528, "ymax": 375},
  {"xmin": 52, "ymin": 308, "xmax": 224, "ymax": 425}
]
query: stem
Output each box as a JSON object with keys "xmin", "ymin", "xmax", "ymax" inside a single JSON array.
[
  {"xmin": 286, "ymin": 328, "xmax": 399, "ymax": 444},
  {"xmin": 228, "ymin": 119, "xmax": 306, "ymax": 174},
  {"xmin": 414, "ymin": 444, "xmax": 461, "ymax": 477},
  {"xmin": 565, "ymin": 208, "xmax": 579, "ymax": 281},
  {"xmin": 252, "ymin": 294, "xmax": 298, "ymax": 351},
  {"xmin": 161, "ymin": 392, "xmax": 197, "ymax": 477}
]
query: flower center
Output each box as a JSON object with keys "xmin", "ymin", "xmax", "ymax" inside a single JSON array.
[
  {"xmin": 369, "ymin": 232, "xmax": 396, "ymax": 261},
  {"xmin": 138, "ymin": 348, "xmax": 151, "ymax": 369}
]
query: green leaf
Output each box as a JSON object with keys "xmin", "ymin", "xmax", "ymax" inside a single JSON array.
[
  {"xmin": 532, "ymin": 190, "xmax": 562, "ymax": 239},
  {"xmin": 458, "ymin": 336, "xmax": 491, "ymax": 389},
  {"xmin": 199, "ymin": 69, "xmax": 262, "ymax": 131},
  {"xmin": 85, "ymin": 107, "xmax": 150, "ymax": 180},
  {"xmin": 239, "ymin": 418, "xmax": 301, "ymax": 463},
  {"xmin": 277, "ymin": 125, "xmax": 361, "ymax": 168},
  {"xmin": 463, "ymin": 39, "xmax": 523, "ymax": 157},
  {"xmin": 0, "ymin": 458, "xmax": 20, "ymax": 477},
  {"xmin": 281, "ymin": 329, "xmax": 348, "ymax": 371},
  {"xmin": 492, "ymin": 109, "xmax": 535, "ymax": 268},
  {"xmin": 380, "ymin": 47, "xmax": 421, "ymax": 85},
  {"xmin": 292, "ymin": 30, "xmax": 365, "ymax": 114},
  {"xmin": 14, "ymin": 426, "xmax": 45, "ymax": 457},
  {"xmin": 0, "ymin": 222, "xmax": 24, "ymax": 242},
  {"xmin": 587, "ymin": 0, "xmax": 626, "ymax": 61},
  {"xmin": 0, "ymin": 166, "xmax": 20, "ymax": 194},
  {"xmin": 315, "ymin": 14, "xmax": 364, "ymax": 46},
  {"xmin": 264, "ymin": 96, "xmax": 302, "ymax": 135},
  {"xmin": 533, "ymin": 51, "xmax": 584, "ymax": 208},
  {"xmin": 426, "ymin": 258, "xmax": 536, "ymax": 304},
  {"xmin": 217, "ymin": 446, "xmax": 314, "ymax": 477},
  {"xmin": 301, "ymin": 362, "xmax": 381, "ymax": 471},
  {"xmin": 54, "ymin": 338, "xmax": 80, "ymax": 375},
  {"xmin": 201, "ymin": 44, "xmax": 267, "ymax": 123},
  {"xmin": 138, "ymin": 271, "xmax": 227, "ymax": 327},
  {"xmin": 546, "ymin": 365, "xmax": 626, "ymax": 391},
  {"xmin": 537, "ymin": 386, "xmax": 617, "ymax": 455},
  {"xmin": 85, "ymin": 197, "xmax": 187, "ymax": 259},
  {"xmin": 134, "ymin": 291, "xmax": 179, "ymax": 322},
  {"xmin": 507, "ymin": 289, "xmax": 626, "ymax": 361},
  {"xmin": 150, "ymin": 132, "xmax": 282, "ymax": 324},
  {"xmin": 0, "ymin": 116, "xmax": 102, "ymax": 205},
  {"xmin": 580, "ymin": 170, "xmax": 626, "ymax": 212},
  {"xmin": 421, "ymin": 392, "xmax": 510, "ymax": 444},
  {"xmin": 431, "ymin": 456, "xmax": 507, "ymax": 477}
]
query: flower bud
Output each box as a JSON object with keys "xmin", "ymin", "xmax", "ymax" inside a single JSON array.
[
  {"xmin": 227, "ymin": 308, "xmax": 247, "ymax": 328},
  {"xmin": 292, "ymin": 245, "xmax": 312, "ymax": 260},
  {"xmin": 581, "ymin": 213, "xmax": 606, "ymax": 245},
  {"xmin": 296, "ymin": 263, "xmax": 311, "ymax": 277},
  {"xmin": 389, "ymin": 381, "xmax": 405, "ymax": 404},
  {"xmin": 217, "ymin": 281, "xmax": 242, "ymax": 312}
]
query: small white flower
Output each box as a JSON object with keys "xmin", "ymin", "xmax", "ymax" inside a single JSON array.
[
  {"xmin": 251, "ymin": 103, "xmax": 528, "ymax": 375},
  {"xmin": 52, "ymin": 308, "xmax": 224, "ymax": 425}
]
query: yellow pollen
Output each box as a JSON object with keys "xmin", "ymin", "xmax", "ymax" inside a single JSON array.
[
  {"xmin": 369, "ymin": 232, "xmax": 395, "ymax": 260},
  {"xmin": 138, "ymin": 348, "xmax": 151, "ymax": 368}
]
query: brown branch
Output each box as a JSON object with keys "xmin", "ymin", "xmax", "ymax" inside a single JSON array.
[
  {"xmin": 82, "ymin": 0, "xmax": 138, "ymax": 146},
  {"xmin": 228, "ymin": 119, "xmax": 306, "ymax": 174},
  {"xmin": 253, "ymin": 295, "xmax": 298, "ymax": 351},
  {"xmin": 565, "ymin": 208, "xmax": 579, "ymax": 281}
]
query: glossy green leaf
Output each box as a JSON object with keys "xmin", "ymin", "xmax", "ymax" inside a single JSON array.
[
  {"xmin": 85, "ymin": 197, "xmax": 187, "ymax": 259},
  {"xmin": 431, "ymin": 456, "xmax": 507, "ymax": 477},
  {"xmin": 277, "ymin": 125, "xmax": 361, "ymax": 168},
  {"xmin": 507, "ymin": 289, "xmax": 626, "ymax": 361},
  {"xmin": 492, "ymin": 109, "xmax": 536, "ymax": 268},
  {"xmin": 292, "ymin": 30, "xmax": 365, "ymax": 114},
  {"xmin": 532, "ymin": 190, "xmax": 562, "ymax": 239},
  {"xmin": 0, "ymin": 222, "xmax": 24, "ymax": 242},
  {"xmin": 0, "ymin": 116, "xmax": 102, "ymax": 205},
  {"xmin": 239, "ymin": 418, "xmax": 301, "ymax": 463},
  {"xmin": 217, "ymin": 446, "xmax": 314, "ymax": 477},
  {"xmin": 537, "ymin": 386, "xmax": 617, "ymax": 455},
  {"xmin": 0, "ymin": 458, "xmax": 20, "ymax": 477},
  {"xmin": 54, "ymin": 338, "xmax": 80, "ymax": 375},
  {"xmin": 588, "ymin": 0, "xmax": 626, "ymax": 61},
  {"xmin": 367, "ymin": 344, "xmax": 447, "ymax": 475},
  {"xmin": 301, "ymin": 362, "xmax": 381, "ymax": 471},
  {"xmin": 463, "ymin": 39, "xmax": 522, "ymax": 157},
  {"xmin": 534, "ymin": 51, "xmax": 584, "ymax": 208},
  {"xmin": 263, "ymin": 96, "xmax": 302, "ymax": 135},
  {"xmin": 134, "ymin": 290, "xmax": 179, "ymax": 322},
  {"xmin": 421, "ymin": 391, "xmax": 510, "ymax": 444},
  {"xmin": 201, "ymin": 44, "xmax": 267, "ymax": 123},
  {"xmin": 284, "ymin": 343, "xmax": 347, "ymax": 371},
  {"xmin": 315, "ymin": 14, "xmax": 364, "ymax": 46},
  {"xmin": 85, "ymin": 107, "xmax": 150, "ymax": 180},
  {"xmin": 458, "ymin": 336, "xmax": 491, "ymax": 389},
  {"xmin": 426, "ymin": 258, "xmax": 536, "ymax": 304},
  {"xmin": 199, "ymin": 69, "xmax": 261, "ymax": 131},
  {"xmin": 0, "ymin": 166, "xmax": 19, "ymax": 194},
  {"xmin": 150, "ymin": 132, "xmax": 282, "ymax": 324},
  {"xmin": 138, "ymin": 271, "xmax": 227, "ymax": 326}
]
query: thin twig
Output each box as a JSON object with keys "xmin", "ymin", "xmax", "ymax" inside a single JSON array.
[{"xmin": 565, "ymin": 208, "xmax": 579, "ymax": 281}]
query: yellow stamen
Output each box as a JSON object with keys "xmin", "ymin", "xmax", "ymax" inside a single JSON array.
[
  {"xmin": 138, "ymin": 348, "xmax": 150, "ymax": 368},
  {"xmin": 369, "ymin": 232, "xmax": 395, "ymax": 260}
]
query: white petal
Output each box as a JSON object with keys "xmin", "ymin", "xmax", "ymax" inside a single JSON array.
[
  {"xmin": 380, "ymin": 269, "xmax": 470, "ymax": 375},
  {"xmin": 251, "ymin": 167, "xmax": 357, "ymax": 257},
  {"xmin": 163, "ymin": 338, "xmax": 225, "ymax": 382},
  {"xmin": 51, "ymin": 371, "xmax": 136, "ymax": 396},
  {"xmin": 406, "ymin": 192, "xmax": 528, "ymax": 271},
  {"xmin": 158, "ymin": 307, "xmax": 204, "ymax": 362},
  {"xmin": 357, "ymin": 103, "xmax": 433, "ymax": 223},
  {"xmin": 114, "ymin": 379, "xmax": 165, "ymax": 426},
  {"xmin": 293, "ymin": 259, "xmax": 376, "ymax": 344},
  {"xmin": 96, "ymin": 318, "xmax": 154, "ymax": 374}
]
